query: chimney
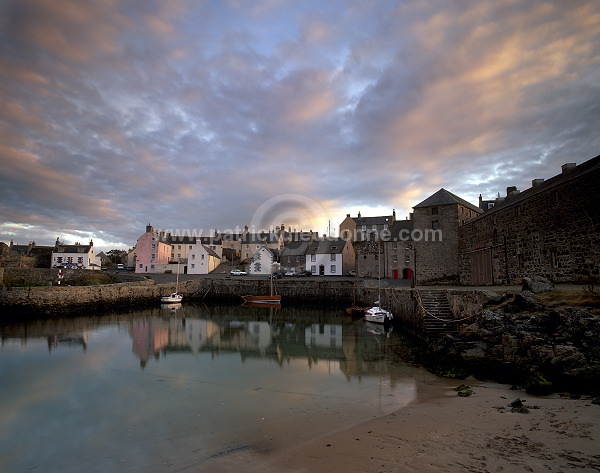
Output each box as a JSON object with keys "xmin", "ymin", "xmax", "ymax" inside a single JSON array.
[
  {"xmin": 561, "ymin": 163, "xmax": 576, "ymax": 174},
  {"xmin": 392, "ymin": 209, "xmax": 396, "ymax": 220},
  {"xmin": 532, "ymin": 179, "xmax": 545, "ymax": 188},
  {"xmin": 146, "ymin": 224, "xmax": 154, "ymax": 234},
  {"xmin": 358, "ymin": 211, "xmax": 361, "ymax": 218},
  {"xmin": 506, "ymin": 186, "xmax": 517, "ymax": 197},
  {"xmin": 346, "ymin": 214, "xmax": 350, "ymax": 218},
  {"xmin": 89, "ymin": 239, "xmax": 93, "ymax": 246},
  {"xmin": 9, "ymin": 239, "xmax": 13, "ymax": 248}
]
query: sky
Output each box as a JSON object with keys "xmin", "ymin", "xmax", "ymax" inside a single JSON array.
[{"xmin": 1, "ymin": 0, "xmax": 599, "ymax": 253}]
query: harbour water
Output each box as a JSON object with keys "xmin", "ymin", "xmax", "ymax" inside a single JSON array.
[{"xmin": 0, "ymin": 302, "xmax": 450, "ymax": 472}]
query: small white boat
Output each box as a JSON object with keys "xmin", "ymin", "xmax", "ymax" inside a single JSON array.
[
  {"xmin": 364, "ymin": 303, "xmax": 393, "ymax": 324},
  {"xmin": 161, "ymin": 262, "xmax": 183, "ymax": 304},
  {"xmin": 161, "ymin": 293, "xmax": 183, "ymax": 303}
]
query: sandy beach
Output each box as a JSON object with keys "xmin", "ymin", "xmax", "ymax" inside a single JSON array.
[{"xmin": 211, "ymin": 382, "xmax": 600, "ymax": 473}]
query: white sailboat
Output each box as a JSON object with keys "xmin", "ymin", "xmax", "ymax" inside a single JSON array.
[
  {"xmin": 161, "ymin": 262, "xmax": 183, "ymax": 303},
  {"xmin": 364, "ymin": 250, "xmax": 393, "ymax": 324}
]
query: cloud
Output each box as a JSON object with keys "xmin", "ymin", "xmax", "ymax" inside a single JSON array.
[{"xmin": 0, "ymin": 0, "xmax": 599, "ymax": 250}]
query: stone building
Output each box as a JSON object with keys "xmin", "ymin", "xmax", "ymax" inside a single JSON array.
[
  {"xmin": 339, "ymin": 211, "xmax": 396, "ymax": 241},
  {"xmin": 353, "ymin": 240, "xmax": 385, "ymax": 278},
  {"xmin": 280, "ymin": 241, "xmax": 311, "ymax": 274},
  {"xmin": 459, "ymin": 156, "xmax": 600, "ymax": 284},
  {"xmin": 383, "ymin": 220, "xmax": 415, "ymax": 280},
  {"xmin": 411, "ymin": 189, "xmax": 482, "ymax": 284}
]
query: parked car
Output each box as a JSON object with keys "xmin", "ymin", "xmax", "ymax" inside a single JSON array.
[
  {"xmin": 297, "ymin": 270, "xmax": 313, "ymax": 277},
  {"xmin": 271, "ymin": 271, "xmax": 284, "ymax": 279},
  {"xmin": 284, "ymin": 271, "xmax": 296, "ymax": 277},
  {"xmin": 116, "ymin": 264, "xmax": 125, "ymax": 270},
  {"xmin": 230, "ymin": 269, "xmax": 247, "ymax": 276}
]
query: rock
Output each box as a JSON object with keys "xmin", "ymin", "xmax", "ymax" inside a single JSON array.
[
  {"xmin": 481, "ymin": 291, "xmax": 508, "ymax": 306},
  {"xmin": 524, "ymin": 373, "xmax": 553, "ymax": 395},
  {"xmin": 454, "ymin": 384, "xmax": 474, "ymax": 397},
  {"xmin": 508, "ymin": 398, "xmax": 525, "ymax": 407},
  {"xmin": 510, "ymin": 290, "xmax": 541, "ymax": 312},
  {"xmin": 522, "ymin": 276, "xmax": 555, "ymax": 294},
  {"xmin": 460, "ymin": 342, "xmax": 488, "ymax": 361}
]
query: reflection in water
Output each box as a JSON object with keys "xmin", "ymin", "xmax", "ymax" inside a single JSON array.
[{"xmin": 0, "ymin": 302, "xmax": 441, "ymax": 473}]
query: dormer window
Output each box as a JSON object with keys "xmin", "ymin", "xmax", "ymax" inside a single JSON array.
[
  {"xmin": 432, "ymin": 207, "xmax": 438, "ymax": 215},
  {"xmin": 331, "ymin": 246, "xmax": 337, "ymax": 250}
]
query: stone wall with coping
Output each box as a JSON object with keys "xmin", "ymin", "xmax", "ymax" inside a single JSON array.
[{"xmin": 459, "ymin": 160, "xmax": 600, "ymax": 284}]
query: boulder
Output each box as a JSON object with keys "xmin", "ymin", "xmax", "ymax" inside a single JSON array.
[{"xmin": 522, "ymin": 276, "xmax": 555, "ymax": 293}]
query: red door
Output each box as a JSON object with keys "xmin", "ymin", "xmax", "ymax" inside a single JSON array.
[
  {"xmin": 392, "ymin": 270, "xmax": 399, "ymax": 279},
  {"xmin": 403, "ymin": 268, "xmax": 413, "ymax": 279}
]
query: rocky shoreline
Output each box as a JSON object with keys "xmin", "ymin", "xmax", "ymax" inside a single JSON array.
[{"xmin": 423, "ymin": 277, "xmax": 600, "ymax": 393}]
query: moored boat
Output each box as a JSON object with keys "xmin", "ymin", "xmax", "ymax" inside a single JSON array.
[
  {"xmin": 364, "ymin": 303, "xmax": 393, "ymax": 324},
  {"xmin": 161, "ymin": 262, "xmax": 183, "ymax": 304}
]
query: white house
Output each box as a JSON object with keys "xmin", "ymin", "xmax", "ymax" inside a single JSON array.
[
  {"xmin": 305, "ymin": 238, "xmax": 354, "ymax": 276},
  {"xmin": 247, "ymin": 245, "xmax": 279, "ymax": 276},
  {"xmin": 51, "ymin": 240, "xmax": 97, "ymax": 269},
  {"xmin": 188, "ymin": 244, "xmax": 221, "ymax": 275}
]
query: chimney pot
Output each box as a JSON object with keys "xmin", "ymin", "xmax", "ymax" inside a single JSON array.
[
  {"xmin": 561, "ymin": 163, "xmax": 576, "ymax": 174},
  {"xmin": 532, "ymin": 178, "xmax": 545, "ymax": 187}
]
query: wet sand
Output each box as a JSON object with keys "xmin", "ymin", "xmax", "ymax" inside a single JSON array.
[{"xmin": 213, "ymin": 382, "xmax": 600, "ymax": 473}]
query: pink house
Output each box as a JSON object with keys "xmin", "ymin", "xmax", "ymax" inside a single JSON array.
[{"xmin": 135, "ymin": 225, "xmax": 171, "ymax": 273}]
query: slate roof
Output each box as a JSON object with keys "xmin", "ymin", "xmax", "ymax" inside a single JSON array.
[
  {"xmin": 352, "ymin": 215, "xmax": 394, "ymax": 226},
  {"xmin": 202, "ymin": 245, "xmax": 221, "ymax": 259},
  {"xmin": 307, "ymin": 238, "xmax": 347, "ymax": 255},
  {"xmin": 243, "ymin": 232, "xmax": 280, "ymax": 244},
  {"xmin": 388, "ymin": 220, "xmax": 415, "ymax": 241},
  {"xmin": 280, "ymin": 241, "xmax": 311, "ymax": 256},
  {"xmin": 414, "ymin": 188, "xmax": 481, "ymax": 213},
  {"xmin": 54, "ymin": 244, "xmax": 92, "ymax": 253},
  {"xmin": 168, "ymin": 235, "xmax": 197, "ymax": 245}
]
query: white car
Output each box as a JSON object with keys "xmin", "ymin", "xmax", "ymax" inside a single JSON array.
[{"xmin": 230, "ymin": 269, "xmax": 247, "ymax": 276}]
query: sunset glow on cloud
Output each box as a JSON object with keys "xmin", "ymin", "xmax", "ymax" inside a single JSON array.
[{"xmin": 1, "ymin": 0, "xmax": 599, "ymax": 250}]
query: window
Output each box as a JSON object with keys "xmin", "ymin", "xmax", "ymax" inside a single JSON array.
[
  {"xmin": 392, "ymin": 242, "xmax": 397, "ymax": 250},
  {"xmin": 330, "ymin": 265, "xmax": 336, "ymax": 273},
  {"xmin": 311, "ymin": 265, "xmax": 316, "ymax": 274},
  {"xmin": 393, "ymin": 255, "xmax": 398, "ymax": 263},
  {"xmin": 150, "ymin": 264, "xmax": 154, "ymax": 269},
  {"xmin": 191, "ymin": 254, "xmax": 195, "ymax": 260},
  {"xmin": 138, "ymin": 263, "xmax": 142, "ymax": 269},
  {"xmin": 296, "ymin": 256, "xmax": 302, "ymax": 263},
  {"xmin": 201, "ymin": 254, "xmax": 204, "ymax": 260},
  {"xmin": 78, "ymin": 257, "xmax": 83, "ymax": 263},
  {"xmin": 404, "ymin": 242, "xmax": 410, "ymax": 250},
  {"xmin": 189, "ymin": 245, "xmax": 192, "ymax": 250},
  {"xmin": 405, "ymin": 255, "xmax": 410, "ymax": 264},
  {"xmin": 178, "ymin": 245, "xmax": 181, "ymax": 250},
  {"xmin": 57, "ymin": 257, "xmax": 63, "ymax": 263},
  {"xmin": 191, "ymin": 264, "xmax": 195, "ymax": 269},
  {"xmin": 151, "ymin": 253, "xmax": 155, "ymax": 260},
  {"xmin": 362, "ymin": 225, "xmax": 366, "ymax": 231},
  {"xmin": 311, "ymin": 254, "xmax": 316, "ymax": 262},
  {"xmin": 330, "ymin": 254, "xmax": 336, "ymax": 261},
  {"xmin": 432, "ymin": 220, "xmax": 440, "ymax": 230},
  {"xmin": 288, "ymin": 257, "xmax": 292, "ymax": 263},
  {"xmin": 432, "ymin": 207, "xmax": 438, "ymax": 215},
  {"xmin": 151, "ymin": 243, "xmax": 156, "ymax": 250},
  {"xmin": 372, "ymin": 224, "xmax": 377, "ymax": 230}
]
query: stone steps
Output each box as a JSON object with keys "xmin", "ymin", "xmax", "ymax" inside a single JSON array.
[{"xmin": 420, "ymin": 290, "xmax": 456, "ymax": 340}]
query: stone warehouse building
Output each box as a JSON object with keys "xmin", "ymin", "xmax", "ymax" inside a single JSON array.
[{"xmin": 459, "ymin": 155, "xmax": 600, "ymax": 285}]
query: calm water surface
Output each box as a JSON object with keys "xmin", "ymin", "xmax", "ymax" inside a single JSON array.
[{"xmin": 1, "ymin": 302, "xmax": 446, "ymax": 472}]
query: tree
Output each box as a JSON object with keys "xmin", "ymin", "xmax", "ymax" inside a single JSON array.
[{"xmin": 107, "ymin": 249, "xmax": 126, "ymax": 264}]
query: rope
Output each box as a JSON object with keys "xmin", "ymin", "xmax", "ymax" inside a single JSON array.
[{"xmin": 416, "ymin": 290, "xmax": 475, "ymax": 323}]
